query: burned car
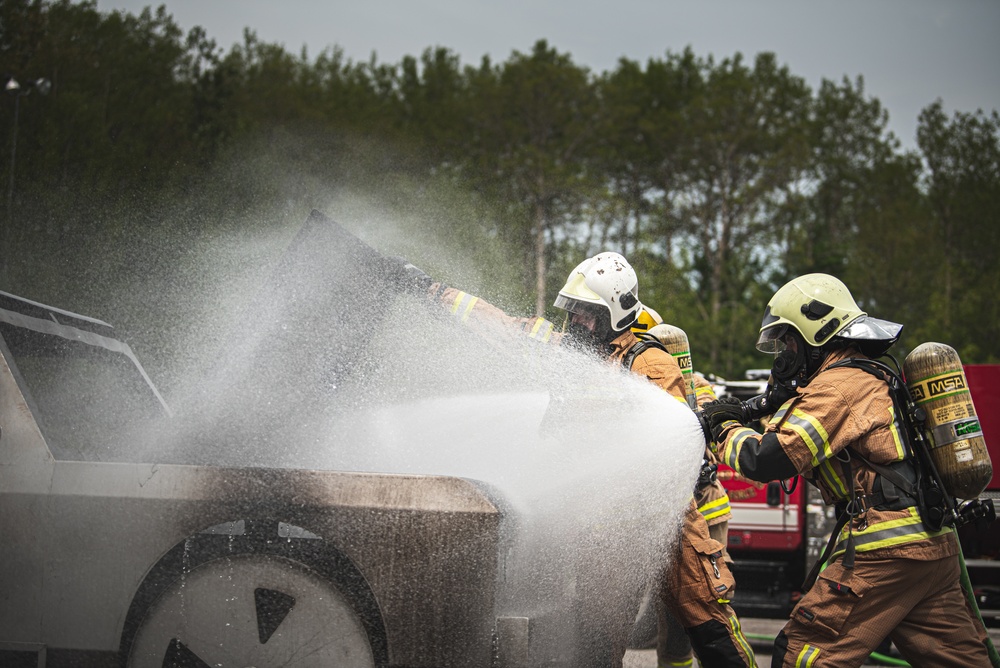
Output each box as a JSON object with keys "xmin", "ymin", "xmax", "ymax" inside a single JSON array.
[{"xmin": 0, "ymin": 211, "xmax": 699, "ymax": 667}]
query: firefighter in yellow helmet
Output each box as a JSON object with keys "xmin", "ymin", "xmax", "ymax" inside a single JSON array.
[
  {"xmin": 701, "ymin": 273, "xmax": 992, "ymax": 667},
  {"xmin": 691, "ymin": 375, "xmax": 732, "ymax": 557},
  {"xmin": 656, "ymin": 372, "xmax": 734, "ymax": 668},
  {"xmin": 633, "ymin": 311, "xmax": 735, "ymax": 668}
]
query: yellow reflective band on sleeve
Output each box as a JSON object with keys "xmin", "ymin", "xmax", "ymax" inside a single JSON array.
[
  {"xmin": 770, "ymin": 406, "xmax": 790, "ymax": 425},
  {"xmin": 529, "ymin": 318, "xmax": 555, "ymax": 342},
  {"xmin": 830, "ymin": 507, "xmax": 953, "ymax": 558},
  {"xmin": 783, "ymin": 408, "xmax": 840, "ymax": 498},
  {"xmin": 729, "ymin": 615, "xmax": 757, "ymax": 668},
  {"xmin": 795, "ymin": 644, "xmax": 820, "ymax": 667},
  {"xmin": 724, "ymin": 426, "xmax": 758, "ymax": 472},
  {"xmin": 450, "ymin": 291, "xmax": 479, "ymax": 323},
  {"xmin": 695, "ymin": 384, "xmax": 715, "ymax": 398},
  {"xmin": 699, "ymin": 495, "xmax": 732, "ymax": 521},
  {"xmin": 770, "ymin": 397, "xmax": 797, "ymax": 425},
  {"xmin": 664, "ymin": 659, "xmax": 693, "ymax": 667},
  {"xmin": 785, "ymin": 408, "xmax": 833, "ymax": 468}
]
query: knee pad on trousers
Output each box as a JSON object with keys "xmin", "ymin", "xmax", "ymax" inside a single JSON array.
[
  {"xmin": 773, "ymin": 630, "xmax": 789, "ymax": 666},
  {"xmin": 687, "ymin": 619, "xmax": 747, "ymax": 667}
]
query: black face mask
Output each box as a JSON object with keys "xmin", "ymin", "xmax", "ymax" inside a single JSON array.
[
  {"xmin": 771, "ymin": 330, "xmax": 833, "ymax": 388},
  {"xmin": 564, "ymin": 320, "xmax": 599, "ymax": 351},
  {"xmin": 772, "ymin": 330, "xmax": 817, "ymax": 384},
  {"xmin": 772, "ymin": 347, "xmax": 805, "ymax": 383},
  {"xmin": 563, "ymin": 310, "xmax": 617, "ymax": 354},
  {"xmin": 760, "ymin": 344, "xmax": 805, "ymax": 408}
]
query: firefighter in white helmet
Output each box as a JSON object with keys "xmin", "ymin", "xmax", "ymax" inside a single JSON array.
[
  {"xmin": 396, "ymin": 251, "xmax": 755, "ymax": 667},
  {"xmin": 554, "ymin": 253, "xmax": 684, "ymax": 393},
  {"xmin": 554, "ymin": 252, "xmax": 754, "ymax": 668},
  {"xmin": 701, "ymin": 273, "xmax": 993, "ymax": 667}
]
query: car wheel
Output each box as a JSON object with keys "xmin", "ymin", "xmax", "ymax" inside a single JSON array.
[{"xmin": 120, "ymin": 519, "xmax": 388, "ymax": 668}]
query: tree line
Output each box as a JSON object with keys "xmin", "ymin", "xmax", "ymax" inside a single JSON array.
[{"xmin": 2, "ymin": 0, "xmax": 998, "ymax": 381}]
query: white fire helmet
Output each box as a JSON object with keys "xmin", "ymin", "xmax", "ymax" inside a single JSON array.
[{"xmin": 553, "ymin": 252, "xmax": 642, "ymax": 331}]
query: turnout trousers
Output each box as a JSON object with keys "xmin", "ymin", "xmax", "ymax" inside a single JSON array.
[
  {"xmin": 657, "ymin": 519, "xmax": 730, "ymax": 667},
  {"xmin": 659, "ymin": 501, "xmax": 756, "ymax": 667},
  {"xmin": 774, "ymin": 554, "xmax": 990, "ymax": 667}
]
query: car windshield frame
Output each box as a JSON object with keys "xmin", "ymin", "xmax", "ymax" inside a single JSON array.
[{"xmin": 0, "ymin": 291, "xmax": 171, "ymax": 462}]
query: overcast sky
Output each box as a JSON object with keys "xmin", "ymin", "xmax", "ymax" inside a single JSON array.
[{"xmin": 96, "ymin": 0, "xmax": 999, "ymax": 151}]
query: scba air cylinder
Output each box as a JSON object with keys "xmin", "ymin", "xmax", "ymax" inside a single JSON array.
[
  {"xmin": 903, "ymin": 342, "xmax": 993, "ymax": 500},
  {"xmin": 646, "ymin": 324, "xmax": 696, "ymax": 409}
]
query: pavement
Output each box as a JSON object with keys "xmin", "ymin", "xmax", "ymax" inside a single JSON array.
[
  {"xmin": 623, "ymin": 617, "xmax": 788, "ymax": 668},
  {"xmin": 622, "ymin": 616, "xmax": 1000, "ymax": 667}
]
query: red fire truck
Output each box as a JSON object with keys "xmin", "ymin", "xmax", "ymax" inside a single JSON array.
[{"xmin": 710, "ymin": 364, "xmax": 1000, "ymax": 621}]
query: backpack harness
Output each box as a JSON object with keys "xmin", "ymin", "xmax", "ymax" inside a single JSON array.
[
  {"xmin": 802, "ymin": 356, "xmax": 955, "ymax": 590},
  {"xmin": 622, "ymin": 332, "xmax": 669, "ymax": 370}
]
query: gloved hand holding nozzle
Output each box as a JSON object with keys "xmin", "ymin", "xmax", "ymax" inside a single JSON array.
[
  {"xmin": 696, "ymin": 374, "xmax": 801, "ymax": 443},
  {"xmin": 696, "ymin": 396, "xmax": 746, "ymax": 443}
]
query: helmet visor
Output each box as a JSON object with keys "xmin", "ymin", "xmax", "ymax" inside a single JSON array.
[
  {"xmin": 756, "ymin": 323, "xmax": 789, "ymax": 353},
  {"xmin": 554, "ymin": 294, "xmax": 598, "ymax": 315}
]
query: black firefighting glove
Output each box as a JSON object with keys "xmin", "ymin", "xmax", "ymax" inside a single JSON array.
[
  {"xmin": 700, "ymin": 396, "xmax": 746, "ymax": 443},
  {"xmin": 387, "ymin": 256, "xmax": 435, "ymax": 295}
]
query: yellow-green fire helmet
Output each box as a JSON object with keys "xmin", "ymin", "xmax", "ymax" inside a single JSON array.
[{"xmin": 756, "ymin": 273, "xmax": 867, "ymax": 352}]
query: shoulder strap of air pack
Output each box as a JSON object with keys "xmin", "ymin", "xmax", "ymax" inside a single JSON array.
[
  {"xmin": 826, "ymin": 357, "xmax": 920, "ymax": 474},
  {"xmin": 827, "ymin": 357, "xmax": 911, "ymax": 438},
  {"xmin": 826, "ymin": 356, "xmax": 900, "ymax": 390},
  {"xmin": 623, "ymin": 332, "xmax": 669, "ymax": 370}
]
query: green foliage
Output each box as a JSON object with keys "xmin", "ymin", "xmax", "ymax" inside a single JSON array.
[
  {"xmin": 915, "ymin": 102, "xmax": 1000, "ymax": 362},
  {"xmin": 457, "ymin": 40, "xmax": 601, "ymax": 315},
  {"xmin": 1, "ymin": 1, "xmax": 997, "ymax": 381}
]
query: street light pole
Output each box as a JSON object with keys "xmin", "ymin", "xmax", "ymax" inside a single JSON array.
[
  {"xmin": 6, "ymin": 84, "xmax": 21, "ymax": 225},
  {"xmin": 2, "ymin": 75, "xmax": 50, "ymax": 285}
]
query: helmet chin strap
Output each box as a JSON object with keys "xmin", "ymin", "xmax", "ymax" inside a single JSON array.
[
  {"xmin": 802, "ymin": 339, "xmax": 847, "ymax": 382},
  {"xmin": 805, "ymin": 345, "xmax": 829, "ymax": 380},
  {"xmin": 594, "ymin": 326, "xmax": 621, "ymax": 356}
]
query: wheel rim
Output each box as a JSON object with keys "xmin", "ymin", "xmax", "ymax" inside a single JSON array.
[{"xmin": 127, "ymin": 553, "xmax": 376, "ymax": 668}]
